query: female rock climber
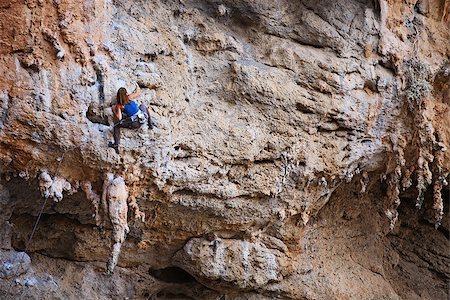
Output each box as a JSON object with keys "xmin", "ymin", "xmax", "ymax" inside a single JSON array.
[{"xmin": 108, "ymin": 84, "xmax": 154, "ymax": 154}]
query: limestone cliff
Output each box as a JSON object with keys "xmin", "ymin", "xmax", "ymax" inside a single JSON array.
[{"xmin": 0, "ymin": 0, "xmax": 449, "ymax": 299}]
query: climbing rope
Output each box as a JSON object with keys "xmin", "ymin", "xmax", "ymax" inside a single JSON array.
[
  {"xmin": 113, "ymin": 115, "xmax": 132, "ymax": 127},
  {"xmin": 23, "ymin": 151, "xmax": 66, "ymax": 253},
  {"xmin": 10, "ymin": 113, "xmax": 131, "ymax": 279},
  {"xmin": 12, "ymin": 145, "xmax": 80, "ymax": 278},
  {"xmin": 10, "ymin": 106, "xmax": 130, "ymax": 279}
]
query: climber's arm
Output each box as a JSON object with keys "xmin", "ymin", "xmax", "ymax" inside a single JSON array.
[
  {"xmin": 112, "ymin": 104, "xmax": 122, "ymax": 122},
  {"xmin": 127, "ymin": 83, "xmax": 141, "ymax": 100}
]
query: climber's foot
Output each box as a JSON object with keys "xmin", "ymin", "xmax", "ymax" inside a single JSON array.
[{"xmin": 108, "ymin": 142, "xmax": 119, "ymax": 154}]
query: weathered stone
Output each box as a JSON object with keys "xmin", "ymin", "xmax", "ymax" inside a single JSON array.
[
  {"xmin": 0, "ymin": 251, "xmax": 31, "ymax": 279},
  {"xmin": 174, "ymin": 238, "xmax": 289, "ymax": 290},
  {"xmin": 0, "ymin": 0, "xmax": 448, "ymax": 299}
]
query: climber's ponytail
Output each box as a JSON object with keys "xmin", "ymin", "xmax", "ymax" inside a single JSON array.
[{"xmin": 117, "ymin": 87, "xmax": 130, "ymax": 105}]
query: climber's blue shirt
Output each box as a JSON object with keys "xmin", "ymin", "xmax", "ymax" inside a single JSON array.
[{"xmin": 123, "ymin": 101, "xmax": 139, "ymax": 117}]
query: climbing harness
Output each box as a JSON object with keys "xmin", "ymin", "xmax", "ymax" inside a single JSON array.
[
  {"xmin": 113, "ymin": 110, "xmax": 146, "ymax": 127},
  {"xmin": 135, "ymin": 110, "xmax": 146, "ymax": 125},
  {"xmin": 112, "ymin": 116, "xmax": 131, "ymax": 128}
]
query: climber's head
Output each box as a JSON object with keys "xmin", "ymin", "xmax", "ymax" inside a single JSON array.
[{"xmin": 117, "ymin": 87, "xmax": 130, "ymax": 105}]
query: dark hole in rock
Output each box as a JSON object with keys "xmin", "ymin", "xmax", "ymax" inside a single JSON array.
[
  {"xmin": 364, "ymin": 80, "xmax": 378, "ymax": 93},
  {"xmin": 295, "ymin": 102, "xmax": 314, "ymax": 114},
  {"xmin": 143, "ymin": 52, "xmax": 157, "ymax": 62},
  {"xmin": 156, "ymin": 291, "xmax": 194, "ymax": 299},
  {"xmin": 443, "ymin": 187, "xmax": 449, "ymax": 214},
  {"xmin": 148, "ymin": 267, "xmax": 196, "ymax": 284},
  {"xmin": 86, "ymin": 103, "xmax": 109, "ymax": 126}
]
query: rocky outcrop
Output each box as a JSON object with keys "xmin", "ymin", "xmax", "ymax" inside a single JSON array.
[
  {"xmin": 0, "ymin": 251, "xmax": 31, "ymax": 279},
  {"xmin": 0, "ymin": 0, "xmax": 449, "ymax": 299},
  {"xmin": 102, "ymin": 173, "xmax": 130, "ymax": 274},
  {"xmin": 174, "ymin": 237, "xmax": 292, "ymax": 291}
]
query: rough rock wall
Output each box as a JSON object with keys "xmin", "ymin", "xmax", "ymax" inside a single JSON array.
[{"xmin": 0, "ymin": 0, "xmax": 449, "ymax": 299}]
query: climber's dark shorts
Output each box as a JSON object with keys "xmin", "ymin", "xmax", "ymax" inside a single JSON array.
[{"xmin": 113, "ymin": 104, "xmax": 150, "ymax": 145}]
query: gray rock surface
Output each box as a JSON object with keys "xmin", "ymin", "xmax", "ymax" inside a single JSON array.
[
  {"xmin": 0, "ymin": 0, "xmax": 448, "ymax": 299},
  {"xmin": 0, "ymin": 251, "xmax": 31, "ymax": 279}
]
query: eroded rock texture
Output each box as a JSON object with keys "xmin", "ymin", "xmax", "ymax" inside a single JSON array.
[{"xmin": 0, "ymin": 0, "xmax": 449, "ymax": 299}]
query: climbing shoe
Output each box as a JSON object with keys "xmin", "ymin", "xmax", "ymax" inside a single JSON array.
[{"xmin": 108, "ymin": 142, "xmax": 119, "ymax": 154}]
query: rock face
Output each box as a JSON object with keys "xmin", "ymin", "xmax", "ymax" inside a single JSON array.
[
  {"xmin": 173, "ymin": 238, "xmax": 289, "ymax": 290},
  {"xmin": 0, "ymin": 0, "xmax": 449, "ymax": 299},
  {"xmin": 0, "ymin": 251, "xmax": 31, "ymax": 279}
]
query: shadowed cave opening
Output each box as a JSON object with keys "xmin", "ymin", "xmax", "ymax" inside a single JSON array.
[
  {"xmin": 155, "ymin": 291, "xmax": 194, "ymax": 299},
  {"xmin": 148, "ymin": 267, "xmax": 196, "ymax": 284},
  {"xmin": 386, "ymin": 187, "xmax": 450, "ymax": 299}
]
